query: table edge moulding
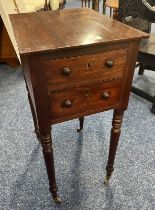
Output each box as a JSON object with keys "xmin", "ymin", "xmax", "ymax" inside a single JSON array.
[{"xmin": 9, "ymin": 8, "xmax": 148, "ymax": 203}]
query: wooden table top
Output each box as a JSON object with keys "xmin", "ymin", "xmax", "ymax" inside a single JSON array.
[{"xmin": 10, "ymin": 8, "xmax": 148, "ymax": 55}]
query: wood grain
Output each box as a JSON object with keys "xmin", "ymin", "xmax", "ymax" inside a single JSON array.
[
  {"xmin": 50, "ymin": 80, "xmax": 122, "ymax": 120},
  {"xmin": 45, "ymin": 48, "xmax": 127, "ymax": 91},
  {"xmin": 10, "ymin": 8, "xmax": 148, "ymax": 55}
]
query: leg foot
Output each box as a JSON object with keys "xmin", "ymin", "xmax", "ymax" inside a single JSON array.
[
  {"xmin": 77, "ymin": 116, "xmax": 84, "ymax": 132},
  {"xmin": 104, "ymin": 165, "xmax": 114, "ymax": 185},
  {"xmin": 52, "ymin": 195, "xmax": 62, "ymax": 204},
  {"xmin": 104, "ymin": 175, "xmax": 111, "ymax": 185},
  {"xmin": 40, "ymin": 132, "xmax": 60, "ymax": 203}
]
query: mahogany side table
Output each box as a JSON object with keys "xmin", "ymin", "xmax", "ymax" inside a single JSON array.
[{"xmin": 10, "ymin": 8, "xmax": 148, "ymax": 203}]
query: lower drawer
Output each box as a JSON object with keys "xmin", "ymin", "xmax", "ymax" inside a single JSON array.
[{"xmin": 49, "ymin": 80, "xmax": 122, "ymax": 120}]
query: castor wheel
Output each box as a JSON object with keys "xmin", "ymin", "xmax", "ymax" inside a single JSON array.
[
  {"xmin": 104, "ymin": 175, "xmax": 111, "ymax": 185},
  {"xmin": 52, "ymin": 195, "xmax": 62, "ymax": 204}
]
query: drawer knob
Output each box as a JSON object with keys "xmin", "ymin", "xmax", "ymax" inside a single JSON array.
[
  {"xmin": 102, "ymin": 91, "xmax": 110, "ymax": 99},
  {"xmin": 64, "ymin": 100, "xmax": 72, "ymax": 107},
  {"xmin": 105, "ymin": 60, "xmax": 114, "ymax": 68},
  {"xmin": 62, "ymin": 67, "xmax": 71, "ymax": 76}
]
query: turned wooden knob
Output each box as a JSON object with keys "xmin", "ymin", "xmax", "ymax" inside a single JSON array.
[
  {"xmin": 62, "ymin": 67, "xmax": 71, "ymax": 76},
  {"xmin": 102, "ymin": 91, "xmax": 110, "ymax": 99},
  {"xmin": 64, "ymin": 100, "xmax": 72, "ymax": 107},
  {"xmin": 105, "ymin": 60, "xmax": 114, "ymax": 68}
]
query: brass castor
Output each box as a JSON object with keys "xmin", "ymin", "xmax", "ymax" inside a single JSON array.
[
  {"xmin": 104, "ymin": 175, "xmax": 111, "ymax": 185},
  {"xmin": 52, "ymin": 195, "xmax": 62, "ymax": 204}
]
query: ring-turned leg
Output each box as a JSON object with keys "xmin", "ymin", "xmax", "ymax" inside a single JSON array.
[
  {"xmin": 77, "ymin": 117, "xmax": 84, "ymax": 132},
  {"xmin": 104, "ymin": 109, "xmax": 124, "ymax": 184},
  {"xmin": 40, "ymin": 130, "xmax": 61, "ymax": 203}
]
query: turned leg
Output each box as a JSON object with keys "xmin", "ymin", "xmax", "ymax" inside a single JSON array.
[
  {"xmin": 104, "ymin": 109, "xmax": 124, "ymax": 184},
  {"xmin": 40, "ymin": 130, "xmax": 61, "ymax": 203},
  {"xmin": 77, "ymin": 116, "xmax": 84, "ymax": 132}
]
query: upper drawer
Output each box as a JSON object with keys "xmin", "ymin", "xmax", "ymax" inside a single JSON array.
[{"xmin": 44, "ymin": 48, "xmax": 127, "ymax": 91}]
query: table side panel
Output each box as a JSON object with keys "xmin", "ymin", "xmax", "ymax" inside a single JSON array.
[
  {"xmin": 21, "ymin": 55, "xmax": 36, "ymax": 109},
  {"xmin": 119, "ymin": 40, "xmax": 141, "ymax": 110},
  {"xmin": 25, "ymin": 55, "xmax": 52, "ymax": 132}
]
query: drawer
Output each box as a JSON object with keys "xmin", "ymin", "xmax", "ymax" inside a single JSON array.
[
  {"xmin": 44, "ymin": 49, "xmax": 127, "ymax": 91},
  {"xmin": 50, "ymin": 80, "xmax": 122, "ymax": 120}
]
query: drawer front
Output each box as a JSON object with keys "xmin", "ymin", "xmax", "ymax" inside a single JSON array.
[
  {"xmin": 45, "ymin": 49, "xmax": 127, "ymax": 91},
  {"xmin": 50, "ymin": 80, "xmax": 122, "ymax": 120}
]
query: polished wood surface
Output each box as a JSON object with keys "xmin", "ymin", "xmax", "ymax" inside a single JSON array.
[
  {"xmin": 10, "ymin": 8, "xmax": 147, "ymax": 55},
  {"xmin": 10, "ymin": 8, "xmax": 148, "ymax": 203},
  {"xmin": 45, "ymin": 48, "xmax": 127, "ymax": 91},
  {"xmin": 50, "ymin": 80, "xmax": 122, "ymax": 123}
]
